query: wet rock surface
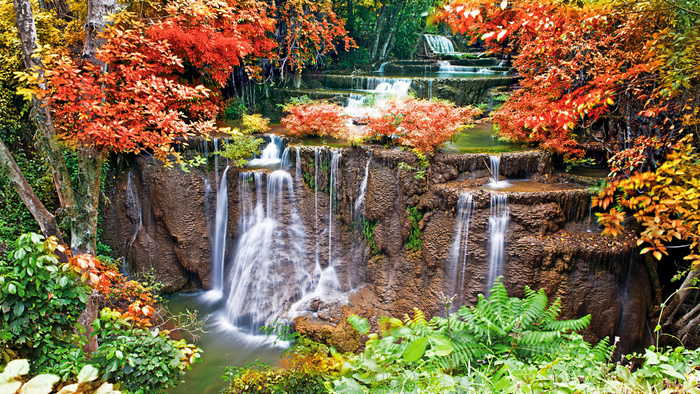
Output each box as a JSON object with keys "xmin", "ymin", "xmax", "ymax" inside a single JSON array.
[{"xmin": 101, "ymin": 146, "xmax": 652, "ymax": 355}]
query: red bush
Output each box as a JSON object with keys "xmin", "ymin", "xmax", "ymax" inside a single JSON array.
[
  {"xmin": 366, "ymin": 98, "xmax": 480, "ymax": 153},
  {"xmin": 282, "ymin": 101, "xmax": 349, "ymax": 138}
]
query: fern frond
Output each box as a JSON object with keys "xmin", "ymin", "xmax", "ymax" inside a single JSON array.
[{"xmin": 543, "ymin": 314, "xmax": 591, "ymax": 332}]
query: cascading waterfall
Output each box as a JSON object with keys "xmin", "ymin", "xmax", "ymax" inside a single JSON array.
[
  {"xmin": 424, "ymin": 34, "xmax": 455, "ymax": 54},
  {"xmin": 205, "ymin": 166, "xmax": 230, "ymax": 301},
  {"xmin": 315, "ymin": 150, "xmax": 342, "ymax": 297},
  {"xmin": 486, "ymin": 193, "xmax": 509, "ymax": 291},
  {"xmin": 248, "ymin": 135, "xmax": 285, "ymax": 167},
  {"xmin": 354, "ymin": 152, "xmax": 372, "ymax": 218},
  {"xmin": 487, "ymin": 154, "xmax": 510, "ymax": 189},
  {"xmin": 449, "ymin": 192, "xmax": 474, "ymax": 304},
  {"xmin": 225, "ymin": 170, "xmax": 312, "ymax": 332},
  {"xmin": 376, "ymin": 62, "xmax": 388, "ymax": 73},
  {"xmin": 314, "ymin": 148, "xmax": 321, "ymax": 270},
  {"xmin": 123, "ymin": 169, "xmax": 142, "ymax": 278}
]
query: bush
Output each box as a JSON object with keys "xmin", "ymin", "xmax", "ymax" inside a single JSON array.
[
  {"xmin": 366, "ymin": 98, "xmax": 481, "ymax": 153},
  {"xmin": 241, "ymin": 114, "xmax": 271, "ymax": 135},
  {"xmin": 0, "ymin": 234, "xmax": 90, "ymax": 371},
  {"xmin": 281, "ymin": 101, "xmax": 348, "ymax": 138},
  {"xmin": 90, "ymin": 308, "xmax": 201, "ymax": 394}
]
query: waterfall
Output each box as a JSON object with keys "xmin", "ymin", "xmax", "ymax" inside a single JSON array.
[
  {"xmin": 225, "ymin": 170, "xmax": 311, "ymax": 332},
  {"xmin": 280, "ymin": 147, "xmax": 292, "ymax": 170},
  {"xmin": 205, "ymin": 166, "xmax": 230, "ymax": 301},
  {"xmin": 295, "ymin": 147, "xmax": 302, "ymax": 181},
  {"xmin": 487, "ymin": 154, "xmax": 510, "ymax": 189},
  {"xmin": 248, "ymin": 135, "xmax": 285, "ymax": 167},
  {"xmin": 377, "ymin": 62, "xmax": 388, "ymax": 73},
  {"xmin": 486, "ymin": 193, "xmax": 509, "ymax": 291},
  {"xmin": 424, "ymin": 34, "xmax": 455, "ymax": 54},
  {"xmin": 213, "ymin": 137, "xmax": 220, "ymax": 187},
  {"xmin": 449, "ymin": 192, "xmax": 474, "ymax": 304},
  {"xmin": 316, "ymin": 150, "xmax": 342, "ymax": 297},
  {"xmin": 314, "ymin": 148, "xmax": 321, "ymax": 269},
  {"xmin": 123, "ymin": 169, "xmax": 142, "ymax": 279},
  {"xmin": 354, "ymin": 152, "xmax": 372, "ymax": 218}
]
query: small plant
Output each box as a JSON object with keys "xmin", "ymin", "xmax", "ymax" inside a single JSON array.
[
  {"xmin": 366, "ymin": 98, "xmax": 480, "ymax": 153},
  {"xmin": 241, "ymin": 114, "xmax": 271, "ymax": 135},
  {"xmin": 406, "ymin": 206, "xmax": 423, "ymax": 251},
  {"xmin": 0, "ymin": 234, "xmax": 90, "ymax": 371},
  {"xmin": 282, "ymin": 100, "xmax": 349, "ymax": 138},
  {"xmin": 362, "ymin": 220, "xmax": 379, "ymax": 254},
  {"xmin": 90, "ymin": 308, "xmax": 202, "ymax": 394},
  {"xmin": 216, "ymin": 136, "xmax": 265, "ymax": 167},
  {"xmin": 220, "ymin": 98, "xmax": 247, "ymax": 120}
]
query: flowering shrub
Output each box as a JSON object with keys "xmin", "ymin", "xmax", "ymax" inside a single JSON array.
[
  {"xmin": 282, "ymin": 101, "xmax": 349, "ymax": 138},
  {"xmin": 366, "ymin": 98, "xmax": 480, "ymax": 153}
]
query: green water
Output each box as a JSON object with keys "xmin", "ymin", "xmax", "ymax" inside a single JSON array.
[
  {"xmin": 166, "ymin": 292, "xmax": 284, "ymax": 394},
  {"xmin": 442, "ymin": 123, "xmax": 526, "ymax": 154}
]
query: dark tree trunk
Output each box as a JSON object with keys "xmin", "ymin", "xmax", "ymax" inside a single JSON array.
[{"xmin": 0, "ymin": 138, "xmax": 62, "ymax": 240}]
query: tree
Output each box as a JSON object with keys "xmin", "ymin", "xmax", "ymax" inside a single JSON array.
[
  {"xmin": 440, "ymin": 0, "xmax": 699, "ymax": 162},
  {"xmin": 366, "ymin": 97, "xmax": 480, "ymax": 153}
]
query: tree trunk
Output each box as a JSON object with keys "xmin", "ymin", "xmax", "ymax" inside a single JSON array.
[
  {"xmin": 370, "ymin": 6, "xmax": 387, "ymax": 61},
  {"xmin": 14, "ymin": 0, "xmax": 116, "ymax": 255},
  {"xmin": 13, "ymin": 0, "xmax": 76, "ymax": 243},
  {"xmin": 82, "ymin": 0, "xmax": 120, "ymax": 63},
  {"xmin": 0, "ymin": 138, "xmax": 63, "ymax": 240}
]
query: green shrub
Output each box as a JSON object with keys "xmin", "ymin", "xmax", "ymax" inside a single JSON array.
[
  {"xmin": 90, "ymin": 308, "xmax": 200, "ymax": 394},
  {"xmin": 216, "ymin": 136, "xmax": 264, "ymax": 168},
  {"xmin": 0, "ymin": 233, "xmax": 90, "ymax": 371}
]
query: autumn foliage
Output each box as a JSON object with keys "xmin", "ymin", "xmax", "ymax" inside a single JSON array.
[
  {"xmin": 282, "ymin": 101, "xmax": 349, "ymax": 138},
  {"xmin": 42, "ymin": 18, "xmax": 218, "ymax": 160},
  {"xmin": 593, "ymin": 138, "xmax": 700, "ymax": 268},
  {"xmin": 146, "ymin": 0, "xmax": 277, "ymax": 86},
  {"xmin": 366, "ymin": 98, "xmax": 480, "ymax": 153},
  {"xmin": 440, "ymin": 0, "xmax": 698, "ymax": 162}
]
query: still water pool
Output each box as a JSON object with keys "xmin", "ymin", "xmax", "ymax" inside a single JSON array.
[{"xmin": 166, "ymin": 292, "xmax": 284, "ymax": 394}]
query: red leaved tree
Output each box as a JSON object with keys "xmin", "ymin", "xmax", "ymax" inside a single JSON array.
[
  {"xmin": 440, "ymin": 0, "xmax": 684, "ymax": 161},
  {"xmin": 46, "ymin": 19, "xmax": 219, "ymax": 160},
  {"xmin": 281, "ymin": 101, "xmax": 349, "ymax": 138},
  {"xmin": 146, "ymin": 0, "xmax": 277, "ymax": 87},
  {"xmin": 366, "ymin": 98, "xmax": 480, "ymax": 153}
]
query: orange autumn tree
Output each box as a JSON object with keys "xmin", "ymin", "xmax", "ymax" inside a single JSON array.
[
  {"xmin": 366, "ymin": 98, "xmax": 481, "ymax": 153},
  {"xmin": 282, "ymin": 100, "xmax": 349, "ymax": 138},
  {"xmin": 439, "ymin": 0, "xmax": 696, "ymax": 162},
  {"xmin": 44, "ymin": 18, "xmax": 219, "ymax": 160},
  {"xmin": 272, "ymin": 0, "xmax": 356, "ymax": 75},
  {"xmin": 146, "ymin": 0, "xmax": 277, "ymax": 86}
]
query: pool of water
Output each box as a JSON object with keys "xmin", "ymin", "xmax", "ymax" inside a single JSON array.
[
  {"xmin": 442, "ymin": 123, "xmax": 526, "ymax": 154},
  {"xmin": 364, "ymin": 71, "xmax": 510, "ymax": 79},
  {"xmin": 478, "ymin": 180, "xmax": 587, "ymax": 192},
  {"xmin": 166, "ymin": 292, "xmax": 284, "ymax": 394}
]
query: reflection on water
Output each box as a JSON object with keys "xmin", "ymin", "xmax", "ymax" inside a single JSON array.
[
  {"xmin": 478, "ymin": 180, "xmax": 586, "ymax": 192},
  {"xmin": 442, "ymin": 123, "xmax": 526, "ymax": 154},
  {"xmin": 166, "ymin": 292, "xmax": 284, "ymax": 394}
]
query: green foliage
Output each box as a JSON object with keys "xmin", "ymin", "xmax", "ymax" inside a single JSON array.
[
  {"xmin": 406, "ymin": 206, "xmax": 423, "ymax": 250},
  {"xmin": 0, "ymin": 359, "xmax": 121, "ymax": 394},
  {"xmin": 334, "ymin": 278, "xmax": 612, "ymax": 393},
  {"xmin": 0, "ymin": 233, "xmax": 90, "ymax": 371},
  {"xmin": 221, "ymin": 352, "xmax": 339, "ymax": 394},
  {"xmin": 90, "ymin": 308, "xmax": 200, "ymax": 394},
  {"xmin": 361, "ymin": 219, "xmax": 378, "ymax": 254},
  {"xmin": 216, "ymin": 136, "xmax": 264, "ymax": 168},
  {"xmin": 220, "ymin": 98, "xmax": 248, "ymax": 120}
]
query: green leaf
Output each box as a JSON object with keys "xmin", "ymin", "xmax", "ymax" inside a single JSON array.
[
  {"xmin": 429, "ymin": 335, "xmax": 453, "ymax": 357},
  {"xmin": 660, "ymin": 364, "xmax": 685, "ymax": 380},
  {"xmin": 59, "ymin": 276, "xmax": 69, "ymax": 287},
  {"xmin": 402, "ymin": 337, "xmax": 428, "ymax": 362},
  {"xmin": 348, "ymin": 315, "xmax": 370, "ymax": 335},
  {"xmin": 645, "ymin": 348, "xmax": 660, "ymax": 365},
  {"xmin": 8, "ymin": 283, "xmax": 16, "ymax": 294}
]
